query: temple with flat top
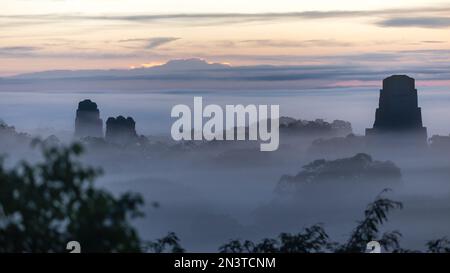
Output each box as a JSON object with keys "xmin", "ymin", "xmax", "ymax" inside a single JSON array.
[
  {"xmin": 366, "ymin": 75, "xmax": 427, "ymax": 146},
  {"xmin": 75, "ymin": 99, "xmax": 103, "ymax": 138}
]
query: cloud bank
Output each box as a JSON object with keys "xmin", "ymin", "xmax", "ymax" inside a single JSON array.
[
  {"xmin": 377, "ymin": 17, "xmax": 450, "ymax": 28},
  {"xmin": 2, "ymin": 6, "xmax": 450, "ymax": 27}
]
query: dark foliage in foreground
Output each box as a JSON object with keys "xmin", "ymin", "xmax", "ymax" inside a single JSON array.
[
  {"xmin": 143, "ymin": 232, "xmax": 185, "ymax": 253},
  {"xmin": 220, "ymin": 189, "xmax": 450, "ymax": 253},
  {"xmin": 0, "ymin": 141, "xmax": 145, "ymax": 252},
  {"xmin": 0, "ymin": 141, "xmax": 184, "ymax": 253}
]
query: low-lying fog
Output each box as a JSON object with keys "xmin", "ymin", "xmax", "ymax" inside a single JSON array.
[
  {"xmin": 1, "ymin": 86, "xmax": 450, "ymax": 252},
  {"xmin": 1, "ymin": 86, "xmax": 450, "ymax": 137}
]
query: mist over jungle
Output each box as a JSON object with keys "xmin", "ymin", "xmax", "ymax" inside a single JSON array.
[{"xmin": 1, "ymin": 67, "xmax": 450, "ymax": 252}]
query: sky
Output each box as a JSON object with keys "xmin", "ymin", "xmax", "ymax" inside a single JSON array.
[{"xmin": 1, "ymin": 0, "xmax": 450, "ymax": 77}]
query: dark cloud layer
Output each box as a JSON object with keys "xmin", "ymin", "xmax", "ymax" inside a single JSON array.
[
  {"xmin": 377, "ymin": 17, "xmax": 450, "ymax": 28},
  {"xmin": 0, "ymin": 46, "xmax": 40, "ymax": 57},
  {"xmin": 6, "ymin": 53, "xmax": 450, "ymax": 85},
  {"xmin": 239, "ymin": 39, "xmax": 352, "ymax": 48},
  {"xmin": 1, "ymin": 6, "xmax": 450, "ymax": 27},
  {"xmin": 146, "ymin": 37, "xmax": 180, "ymax": 49}
]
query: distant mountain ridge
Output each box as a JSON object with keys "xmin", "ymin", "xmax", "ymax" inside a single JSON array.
[
  {"xmin": 11, "ymin": 58, "xmax": 231, "ymax": 80},
  {"xmin": 1, "ymin": 58, "xmax": 423, "ymax": 92}
]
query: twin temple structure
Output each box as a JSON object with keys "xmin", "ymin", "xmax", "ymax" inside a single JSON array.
[
  {"xmin": 74, "ymin": 75, "xmax": 428, "ymax": 146},
  {"xmin": 75, "ymin": 100, "xmax": 137, "ymax": 144}
]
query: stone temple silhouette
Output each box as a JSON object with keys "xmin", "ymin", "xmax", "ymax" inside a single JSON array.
[
  {"xmin": 366, "ymin": 75, "xmax": 427, "ymax": 145},
  {"xmin": 105, "ymin": 116, "xmax": 137, "ymax": 144},
  {"xmin": 75, "ymin": 99, "xmax": 103, "ymax": 138}
]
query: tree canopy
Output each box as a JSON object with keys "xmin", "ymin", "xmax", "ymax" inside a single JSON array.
[{"xmin": 0, "ymin": 141, "xmax": 144, "ymax": 252}]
